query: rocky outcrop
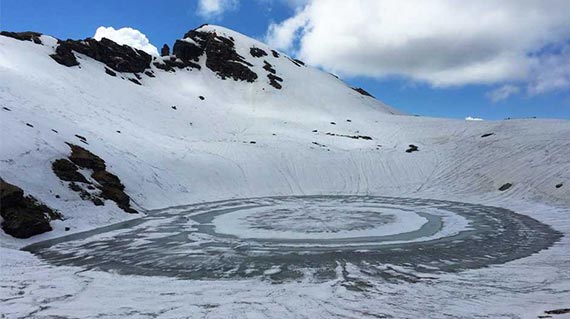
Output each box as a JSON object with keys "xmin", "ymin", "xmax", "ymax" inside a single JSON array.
[
  {"xmin": 0, "ymin": 178, "xmax": 60, "ymax": 238},
  {"xmin": 51, "ymin": 143, "xmax": 138, "ymax": 214},
  {"xmin": 267, "ymin": 74, "xmax": 283, "ymax": 89},
  {"xmin": 153, "ymin": 55, "xmax": 200, "ymax": 72},
  {"xmin": 173, "ymin": 29, "xmax": 257, "ymax": 82},
  {"xmin": 50, "ymin": 37, "xmax": 152, "ymax": 73},
  {"xmin": 250, "ymin": 47, "xmax": 267, "ymax": 58},
  {"xmin": 262, "ymin": 60, "xmax": 283, "ymax": 89},
  {"xmin": 0, "ymin": 31, "xmax": 43, "ymax": 44},
  {"xmin": 161, "ymin": 44, "xmax": 170, "ymax": 56},
  {"xmin": 52, "ymin": 159, "xmax": 89, "ymax": 183},
  {"xmin": 352, "ymin": 87, "xmax": 374, "ymax": 98}
]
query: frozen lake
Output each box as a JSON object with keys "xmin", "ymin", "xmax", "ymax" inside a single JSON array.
[{"xmin": 24, "ymin": 196, "xmax": 562, "ymax": 282}]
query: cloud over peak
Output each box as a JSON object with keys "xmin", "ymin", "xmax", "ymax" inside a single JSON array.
[
  {"xmin": 197, "ymin": 0, "xmax": 238, "ymax": 18},
  {"xmin": 94, "ymin": 26, "xmax": 158, "ymax": 56}
]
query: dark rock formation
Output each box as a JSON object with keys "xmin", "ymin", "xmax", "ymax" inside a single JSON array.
[
  {"xmin": 53, "ymin": 144, "xmax": 137, "ymax": 214},
  {"xmin": 267, "ymin": 73, "xmax": 283, "ymax": 89},
  {"xmin": 481, "ymin": 133, "xmax": 495, "ymax": 138},
  {"xmin": 128, "ymin": 78, "xmax": 142, "ymax": 85},
  {"xmin": 555, "ymin": 183, "xmax": 563, "ymax": 188},
  {"xmin": 352, "ymin": 87, "xmax": 374, "ymax": 98},
  {"xmin": 263, "ymin": 60, "xmax": 276, "ymax": 73},
  {"xmin": 50, "ymin": 37, "xmax": 152, "ymax": 73},
  {"xmin": 293, "ymin": 58, "xmax": 305, "ymax": 66},
  {"xmin": 405, "ymin": 144, "xmax": 419, "ymax": 153},
  {"xmin": 105, "ymin": 67, "xmax": 117, "ymax": 77},
  {"xmin": 153, "ymin": 56, "xmax": 200, "ymax": 72},
  {"xmin": 288, "ymin": 57, "xmax": 302, "ymax": 67},
  {"xmin": 52, "ymin": 159, "xmax": 89, "ymax": 183},
  {"xmin": 161, "ymin": 44, "xmax": 170, "ymax": 56},
  {"xmin": 250, "ymin": 47, "xmax": 267, "ymax": 58},
  {"xmin": 67, "ymin": 143, "xmax": 106, "ymax": 171},
  {"xmin": 545, "ymin": 309, "xmax": 570, "ymax": 315},
  {"xmin": 0, "ymin": 31, "xmax": 43, "ymax": 44},
  {"xmin": 499, "ymin": 183, "xmax": 513, "ymax": 191},
  {"xmin": 271, "ymin": 50, "xmax": 280, "ymax": 58},
  {"xmin": 51, "ymin": 44, "xmax": 79, "ymax": 66},
  {"xmin": 325, "ymin": 133, "xmax": 372, "ymax": 140},
  {"xmin": 0, "ymin": 178, "xmax": 59, "ymax": 238},
  {"xmin": 173, "ymin": 29, "xmax": 257, "ymax": 82}
]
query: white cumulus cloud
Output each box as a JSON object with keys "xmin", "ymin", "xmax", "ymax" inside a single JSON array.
[
  {"xmin": 93, "ymin": 26, "xmax": 158, "ymax": 56},
  {"xmin": 265, "ymin": 0, "xmax": 570, "ymax": 92},
  {"xmin": 465, "ymin": 116, "xmax": 484, "ymax": 121},
  {"xmin": 197, "ymin": 0, "xmax": 238, "ymax": 18}
]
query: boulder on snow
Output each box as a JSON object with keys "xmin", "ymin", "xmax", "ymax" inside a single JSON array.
[
  {"xmin": 405, "ymin": 145, "xmax": 419, "ymax": 153},
  {"xmin": 0, "ymin": 178, "xmax": 59, "ymax": 238},
  {"xmin": 499, "ymin": 183, "xmax": 513, "ymax": 191}
]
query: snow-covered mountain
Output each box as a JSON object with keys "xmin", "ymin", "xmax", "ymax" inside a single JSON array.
[
  {"xmin": 1, "ymin": 24, "xmax": 569, "ymax": 245},
  {"xmin": 1, "ymin": 24, "xmax": 570, "ymax": 319}
]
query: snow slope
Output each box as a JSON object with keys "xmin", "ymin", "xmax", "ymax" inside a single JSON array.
[{"xmin": 1, "ymin": 25, "xmax": 569, "ymax": 318}]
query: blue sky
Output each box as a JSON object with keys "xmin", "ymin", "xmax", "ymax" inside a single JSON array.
[{"xmin": 1, "ymin": 0, "xmax": 569, "ymax": 120}]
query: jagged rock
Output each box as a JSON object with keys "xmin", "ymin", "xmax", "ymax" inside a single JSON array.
[
  {"xmin": 0, "ymin": 31, "xmax": 43, "ymax": 44},
  {"xmin": 51, "ymin": 37, "xmax": 152, "ymax": 73},
  {"xmin": 0, "ymin": 178, "xmax": 57, "ymax": 238},
  {"xmin": 50, "ymin": 43, "xmax": 79, "ymax": 66},
  {"xmin": 352, "ymin": 87, "xmax": 374, "ymax": 98},
  {"xmin": 250, "ymin": 47, "xmax": 267, "ymax": 58},
  {"xmin": 161, "ymin": 44, "xmax": 170, "ymax": 56},
  {"xmin": 174, "ymin": 29, "xmax": 257, "ymax": 82},
  {"xmin": 481, "ymin": 133, "xmax": 495, "ymax": 138},
  {"xmin": 67, "ymin": 143, "xmax": 106, "ymax": 171},
  {"xmin": 52, "ymin": 159, "xmax": 89, "ymax": 183},
  {"xmin": 271, "ymin": 50, "xmax": 280, "ymax": 58}
]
